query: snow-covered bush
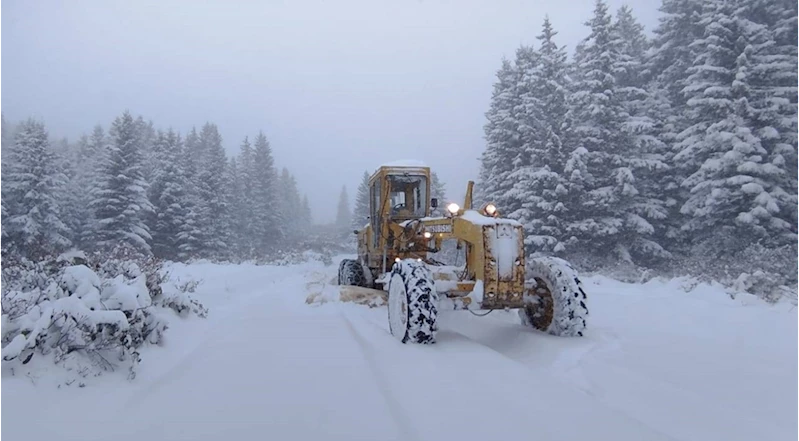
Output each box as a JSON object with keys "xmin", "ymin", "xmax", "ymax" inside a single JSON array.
[{"xmin": 1, "ymin": 246, "xmax": 206, "ymax": 382}]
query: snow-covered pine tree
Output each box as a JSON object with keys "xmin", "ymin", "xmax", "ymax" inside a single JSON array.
[
  {"xmin": 301, "ymin": 194, "xmax": 313, "ymax": 230},
  {"xmin": 135, "ymin": 116, "xmax": 157, "ymax": 185},
  {"xmin": 613, "ymin": 6, "xmax": 672, "ymax": 262},
  {"xmin": 226, "ymin": 156, "xmax": 247, "ymax": 259},
  {"xmin": 196, "ymin": 123, "xmax": 231, "ymax": 258},
  {"xmin": 646, "ymin": 0, "xmax": 706, "ymax": 110},
  {"xmin": 235, "ymin": 136, "xmax": 255, "ymax": 256},
  {"xmin": 76, "ymin": 125, "xmax": 110, "ymax": 248},
  {"xmin": 566, "ymin": 0, "xmax": 662, "ymax": 264},
  {"xmin": 500, "ymin": 45, "xmax": 537, "ymax": 218},
  {"xmin": 251, "ymin": 131, "xmax": 282, "ymax": 251},
  {"xmin": 737, "ymin": 0, "xmax": 798, "ymax": 239},
  {"xmin": 91, "ymin": 111, "xmax": 153, "ymax": 254},
  {"xmin": 646, "ymin": 0, "xmax": 707, "ymax": 248},
  {"xmin": 505, "ymin": 17, "xmax": 572, "ymax": 255},
  {"xmin": 675, "ymin": 0, "xmax": 795, "ymax": 250},
  {"xmin": 52, "ymin": 137, "xmax": 83, "ymax": 245},
  {"xmin": 352, "ymin": 171, "xmax": 370, "ymax": 230},
  {"xmin": 176, "ymin": 127, "xmax": 204, "ymax": 259},
  {"xmin": 148, "ymin": 129, "xmax": 189, "ymax": 260},
  {"xmin": 335, "ymin": 185, "xmax": 351, "ymax": 231},
  {"xmin": 278, "ymin": 167, "xmax": 303, "ymax": 244},
  {"xmin": 2, "ymin": 118, "xmax": 72, "ymax": 258},
  {"xmin": 478, "ymin": 58, "xmax": 521, "ymax": 210},
  {"xmin": 430, "ymin": 171, "xmax": 448, "ymax": 206}
]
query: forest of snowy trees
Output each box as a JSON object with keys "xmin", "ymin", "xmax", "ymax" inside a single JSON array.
[
  {"xmin": 1, "ymin": 111, "xmax": 314, "ymax": 263},
  {"xmin": 477, "ymin": 0, "xmax": 797, "ymax": 293}
]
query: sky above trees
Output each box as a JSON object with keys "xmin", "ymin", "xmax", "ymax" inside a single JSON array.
[{"xmin": 1, "ymin": 0, "xmax": 660, "ymax": 223}]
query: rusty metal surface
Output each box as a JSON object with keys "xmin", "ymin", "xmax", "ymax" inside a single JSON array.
[
  {"xmin": 521, "ymin": 277, "xmax": 554, "ymax": 329},
  {"xmin": 479, "ymin": 224, "xmax": 525, "ymax": 309}
]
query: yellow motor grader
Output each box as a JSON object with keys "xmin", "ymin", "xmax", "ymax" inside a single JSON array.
[{"xmin": 338, "ymin": 161, "xmax": 588, "ymax": 344}]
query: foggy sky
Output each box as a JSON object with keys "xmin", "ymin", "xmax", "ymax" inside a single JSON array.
[{"xmin": 2, "ymin": 0, "xmax": 661, "ymax": 223}]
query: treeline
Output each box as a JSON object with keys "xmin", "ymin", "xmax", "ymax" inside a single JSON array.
[
  {"xmin": 477, "ymin": 0, "xmax": 797, "ymax": 285},
  {"xmin": 1, "ymin": 111, "xmax": 313, "ymax": 262}
]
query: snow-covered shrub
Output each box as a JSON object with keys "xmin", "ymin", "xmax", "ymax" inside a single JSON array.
[
  {"xmin": 661, "ymin": 237, "xmax": 797, "ymax": 303},
  {"xmin": 1, "ymin": 246, "xmax": 206, "ymax": 382}
]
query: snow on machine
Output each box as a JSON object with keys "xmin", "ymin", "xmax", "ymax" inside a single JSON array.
[{"xmin": 338, "ymin": 161, "xmax": 588, "ymax": 344}]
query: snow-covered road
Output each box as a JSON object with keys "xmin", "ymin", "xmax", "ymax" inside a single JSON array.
[{"xmin": 3, "ymin": 257, "xmax": 797, "ymax": 441}]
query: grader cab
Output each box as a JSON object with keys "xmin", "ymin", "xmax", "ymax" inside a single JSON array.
[{"xmin": 338, "ymin": 162, "xmax": 588, "ymax": 344}]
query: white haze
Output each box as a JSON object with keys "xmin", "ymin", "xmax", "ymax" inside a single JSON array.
[{"xmin": 1, "ymin": 0, "xmax": 660, "ymax": 223}]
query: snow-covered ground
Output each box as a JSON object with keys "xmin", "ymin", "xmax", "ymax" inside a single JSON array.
[{"xmin": 3, "ymin": 256, "xmax": 797, "ymax": 441}]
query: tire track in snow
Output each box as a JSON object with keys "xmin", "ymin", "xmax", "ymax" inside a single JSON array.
[
  {"xmin": 340, "ymin": 305, "xmax": 680, "ymax": 441},
  {"xmin": 339, "ymin": 309, "xmax": 423, "ymax": 441}
]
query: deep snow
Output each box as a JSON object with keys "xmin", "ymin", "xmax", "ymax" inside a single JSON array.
[{"xmin": 3, "ymin": 256, "xmax": 796, "ymax": 441}]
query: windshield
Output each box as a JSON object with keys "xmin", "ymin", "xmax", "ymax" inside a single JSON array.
[{"xmin": 388, "ymin": 174, "xmax": 428, "ymax": 218}]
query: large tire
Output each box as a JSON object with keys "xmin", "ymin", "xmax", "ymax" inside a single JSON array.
[
  {"xmin": 387, "ymin": 259, "xmax": 438, "ymax": 344},
  {"xmin": 519, "ymin": 256, "xmax": 588, "ymax": 337},
  {"xmin": 338, "ymin": 259, "xmax": 366, "ymax": 287}
]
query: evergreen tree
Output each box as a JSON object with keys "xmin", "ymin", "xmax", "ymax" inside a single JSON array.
[
  {"xmin": 2, "ymin": 118, "xmax": 71, "ymax": 258},
  {"xmin": 478, "ymin": 58, "xmax": 521, "ymax": 209},
  {"xmin": 613, "ymin": 6, "xmax": 672, "ymax": 260},
  {"xmin": 76, "ymin": 126, "xmax": 110, "ymax": 247},
  {"xmin": 335, "ymin": 185, "xmax": 351, "ymax": 230},
  {"xmin": 505, "ymin": 17, "xmax": 572, "ymax": 255},
  {"xmin": 92, "ymin": 111, "xmax": 153, "ymax": 253},
  {"xmin": 675, "ymin": 0, "xmax": 796, "ymax": 248},
  {"xmin": 352, "ymin": 171, "xmax": 371, "ymax": 229},
  {"xmin": 176, "ymin": 127, "xmax": 204, "ymax": 259},
  {"xmin": 135, "ymin": 116, "xmax": 158, "ymax": 185},
  {"xmin": 430, "ymin": 171, "xmax": 447, "ymax": 206},
  {"xmin": 196, "ymin": 123, "xmax": 231, "ymax": 258},
  {"xmin": 301, "ymin": 194, "xmax": 313, "ymax": 230},
  {"xmin": 251, "ymin": 131, "xmax": 281, "ymax": 250},
  {"xmin": 278, "ymin": 167, "xmax": 303, "ymax": 243},
  {"xmin": 566, "ymin": 0, "xmax": 664, "ymax": 263},
  {"xmin": 148, "ymin": 129, "xmax": 189, "ymax": 260}
]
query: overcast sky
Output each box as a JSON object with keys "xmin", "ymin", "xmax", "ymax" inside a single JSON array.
[{"xmin": 2, "ymin": 0, "xmax": 661, "ymax": 223}]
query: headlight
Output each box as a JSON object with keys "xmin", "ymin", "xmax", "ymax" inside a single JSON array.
[
  {"xmin": 446, "ymin": 203, "xmax": 460, "ymax": 214},
  {"xmin": 423, "ymin": 231, "xmax": 432, "ymax": 239},
  {"xmin": 483, "ymin": 203, "xmax": 497, "ymax": 216}
]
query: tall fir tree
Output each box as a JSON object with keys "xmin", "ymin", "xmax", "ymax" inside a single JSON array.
[
  {"xmin": 2, "ymin": 118, "xmax": 71, "ymax": 258},
  {"xmin": 675, "ymin": 0, "xmax": 796, "ymax": 249},
  {"xmin": 148, "ymin": 129, "xmax": 190, "ymax": 260},
  {"xmin": 301, "ymin": 194, "xmax": 313, "ymax": 230},
  {"xmin": 430, "ymin": 171, "xmax": 448, "ymax": 206},
  {"xmin": 92, "ymin": 111, "xmax": 153, "ymax": 254},
  {"xmin": 566, "ymin": 0, "xmax": 664, "ymax": 263},
  {"xmin": 335, "ymin": 185, "xmax": 351, "ymax": 230},
  {"xmin": 196, "ymin": 123, "xmax": 231, "ymax": 258},
  {"xmin": 76, "ymin": 125, "xmax": 109, "ymax": 247},
  {"xmin": 278, "ymin": 167, "xmax": 303, "ymax": 243},
  {"xmin": 251, "ymin": 131, "xmax": 282, "ymax": 250},
  {"xmin": 352, "ymin": 171, "xmax": 371, "ymax": 229},
  {"xmin": 478, "ymin": 58, "xmax": 521, "ymax": 209},
  {"xmin": 505, "ymin": 17, "xmax": 572, "ymax": 255}
]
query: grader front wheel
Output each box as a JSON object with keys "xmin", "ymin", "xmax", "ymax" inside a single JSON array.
[
  {"xmin": 387, "ymin": 259, "xmax": 438, "ymax": 344},
  {"xmin": 520, "ymin": 256, "xmax": 588, "ymax": 337}
]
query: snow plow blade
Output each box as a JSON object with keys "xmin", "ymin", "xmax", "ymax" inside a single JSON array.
[
  {"xmin": 305, "ymin": 275, "xmax": 386, "ymax": 308},
  {"xmin": 339, "ymin": 285, "xmax": 387, "ymax": 307}
]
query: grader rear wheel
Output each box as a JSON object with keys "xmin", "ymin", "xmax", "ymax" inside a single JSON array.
[
  {"xmin": 520, "ymin": 256, "xmax": 588, "ymax": 337},
  {"xmin": 338, "ymin": 259, "xmax": 366, "ymax": 287}
]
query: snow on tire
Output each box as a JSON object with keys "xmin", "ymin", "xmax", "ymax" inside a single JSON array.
[
  {"xmin": 519, "ymin": 256, "xmax": 588, "ymax": 337},
  {"xmin": 338, "ymin": 259, "xmax": 366, "ymax": 287},
  {"xmin": 387, "ymin": 259, "xmax": 438, "ymax": 344}
]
